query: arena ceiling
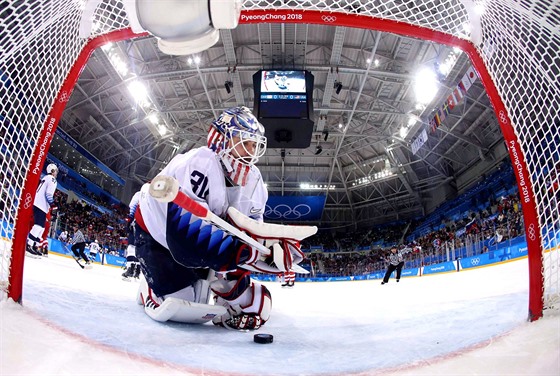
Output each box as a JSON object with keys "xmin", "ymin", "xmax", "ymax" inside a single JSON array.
[{"xmin": 51, "ymin": 22, "xmax": 505, "ymax": 228}]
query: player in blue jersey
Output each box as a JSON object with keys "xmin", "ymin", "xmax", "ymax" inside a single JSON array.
[{"xmin": 134, "ymin": 106, "xmax": 316, "ymax": 329}]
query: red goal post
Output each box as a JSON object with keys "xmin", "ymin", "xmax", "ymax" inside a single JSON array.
[{"xmin": 1, "ymin": 1, "xmax": 558, "ymax": 321}]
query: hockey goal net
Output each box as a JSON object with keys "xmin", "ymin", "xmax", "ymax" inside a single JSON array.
[{"xmin": 0, "ymin": 0, "xmax": 558, "ymax": 320}]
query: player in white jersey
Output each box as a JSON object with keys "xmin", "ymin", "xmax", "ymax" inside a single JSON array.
[
  {"xmin": 135, "ymin": 106, "xmax": 314, "ymax": 330},
  {"xmin": 88, "ymin": 239, "xmax": 101, "ymax": 263},
  {"xmin": 26, "ymin": 163, "xmax": 58, "ymax": 258},
  {"xmin": 122, "ymin": 189, "xmax": 143, "ymax": 280},
  {"xmin": 58, "ymin": 230, "xmax": 68, "ymax": 242}
]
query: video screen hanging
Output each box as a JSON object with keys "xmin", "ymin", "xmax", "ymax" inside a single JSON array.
[
  {"xmin": 261, "ymin": 70, "xmax": 307, "ymax": 93},
  {"xmin": 259, "ymin": 70, "xmax": 308, "ymax": 118}
]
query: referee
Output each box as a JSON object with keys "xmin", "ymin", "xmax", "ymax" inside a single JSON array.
[
  {"xmin": 381, "ymin": 246, "xmax": 412, "ymax": 285},
  {"xmin": 70, "ymin": 224, "xmax": 90, "ymax": 265}
]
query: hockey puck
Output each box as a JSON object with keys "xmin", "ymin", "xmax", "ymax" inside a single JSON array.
[{"xmin": 254, "ymin": 333, "xmax": 273, "ymax": 344}]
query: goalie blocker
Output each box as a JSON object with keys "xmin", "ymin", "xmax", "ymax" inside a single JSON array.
[{"xmin": 149, "ymin": 176, "xmax": 317, "ymax": 275}]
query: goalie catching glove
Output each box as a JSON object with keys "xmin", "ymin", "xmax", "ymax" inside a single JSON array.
[
  {"xmin": 228, "ymin": 207, "xmax": 317, "ymax": 274},
  {"xmin": 211, "ymin": 271, "xmax": 271, "ymax": 330}
]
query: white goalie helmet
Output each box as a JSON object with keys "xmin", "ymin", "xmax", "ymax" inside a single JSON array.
[
  {"xmin": 207, "ymin": 106, "xmax": 267, "ymax": 167},
  {"xmin": 46, "ymin": 163, "xmax": 58, "ymax": 174}
]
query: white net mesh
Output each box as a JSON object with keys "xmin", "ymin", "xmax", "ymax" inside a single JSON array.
[
  {"xmin": 0, "ymin": 0, "xmax": 129, "ymax": 299},
  {"xmin": 474, "ymin": 1, "xmax": 560, "ymax": 312},
  {"xmin": 0, "ymin": 0, "xmax": 558, "ymax": 313}
]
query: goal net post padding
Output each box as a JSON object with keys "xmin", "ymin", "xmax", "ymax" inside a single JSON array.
[{"xmin": 1, "ymin": 1, "xmax": 558, "ymax": 321}]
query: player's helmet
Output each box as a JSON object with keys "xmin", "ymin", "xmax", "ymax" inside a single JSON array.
[
  {"xmin": 207, "ymin": 106, "xmax": 266, "ymax": 166},
  {"xmin": 94, "ymin": 239, "xmax": 98, "ymax": 243},
  {"xmin": 46, "ymin": 163, "xmax": 58, "ymax": 174}
]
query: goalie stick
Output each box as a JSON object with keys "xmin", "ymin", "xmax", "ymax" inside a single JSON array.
[{"xmin": 149, "ymin": 176, "xmax": 311, "ymax": 274}]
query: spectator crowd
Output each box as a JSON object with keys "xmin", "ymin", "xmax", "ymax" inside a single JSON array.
[{"xmin": 44, "ymin": 163, "xmax": 526, "ymax": 276}]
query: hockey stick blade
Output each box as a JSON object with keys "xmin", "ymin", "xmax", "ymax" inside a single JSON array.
[
  {"xmin": 149, "ymin": 176, "xmax": 271, "ymax": 256},
  {"xmin": 73, "ymin": 257, "xmax": 85, "ymax": 269},
  {"xmin": 62, "ymin": 244, "xmax": 85, "ymax": 269}
]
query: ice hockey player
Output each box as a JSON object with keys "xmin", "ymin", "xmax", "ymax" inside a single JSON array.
[
  {"xmin": 122, "ymin": 188, "xmax": 143, "ymax": 281},
  {"xmin": 58, "ymin": 230, "xmax": 68, "ymax": 242},
  {"xmin": 89, "ymin": 239, "xmax": 101, "ymax": 263},
  {"xmin": 134, "ymin": 106, "xmax": 316, "ymax": 329},
  {"xmin": 26, "ymin": 163, "xmax": 58, "ymax": 258}
]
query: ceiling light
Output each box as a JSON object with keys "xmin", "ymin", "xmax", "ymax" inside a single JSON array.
[
  {"xmin": 128, "ymin": 80, "xmax": 149, "ymax": 105},
  {"xmin": 148, "ymin": 113, "xmax": 158, "ymax": 124},
  {"xmin": 414, "ymin": 67, "xmax": 438, "ymax": 104}
]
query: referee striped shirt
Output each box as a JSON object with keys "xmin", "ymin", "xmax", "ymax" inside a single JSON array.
[{"xmin": 72, "ymin": 229, "xmax": 86, "ymax": 244}]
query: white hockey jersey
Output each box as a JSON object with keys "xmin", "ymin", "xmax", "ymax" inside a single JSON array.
[
  {"xmin": 139, "ymin": 147, "xmax": 268, "ymax": 252},
  {"xmin": 128, "ymin": 190, "xmax": 141, "ymax": 219},
  {"xmin": 34, "ymin": 173, "xmax": 57, "ymax": 213},
  {"xmin": 89, "ymin": 242, "xmax": 101, "ymax": 254}
]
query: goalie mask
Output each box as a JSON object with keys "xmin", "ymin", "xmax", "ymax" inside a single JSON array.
[{"xmin": 207, "ymin": 106, "xmax": 266, "ymax": 186}]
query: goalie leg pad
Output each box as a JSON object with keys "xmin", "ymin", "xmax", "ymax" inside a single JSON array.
[
  {"xmin": 145, "ymin": 297, "xmax": 227, "ymax": 324},
  {"xmin": 138, "ymin": 275, "xmax": 225, "ymax": 323}
]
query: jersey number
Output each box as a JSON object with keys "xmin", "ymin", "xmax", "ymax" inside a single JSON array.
[{"xmin": 190, "ymin": 171, "xmax": 209, "ymax": 199}]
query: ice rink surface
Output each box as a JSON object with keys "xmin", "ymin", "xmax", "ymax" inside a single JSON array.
[{"xmin": 1, "ymin": 253, "xmax": 559, "ymax": 376}]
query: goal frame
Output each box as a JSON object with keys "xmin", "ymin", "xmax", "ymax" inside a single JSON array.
[{"xmin": 5, "ymin": 8, "xmax": 546, "ymax": 320}]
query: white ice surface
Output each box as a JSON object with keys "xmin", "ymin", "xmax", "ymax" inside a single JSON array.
[{"xmin": 1, "ymin": 254, "xmax": 559, "ymax": 376}]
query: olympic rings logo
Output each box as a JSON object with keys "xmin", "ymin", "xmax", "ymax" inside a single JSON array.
[
  {"xmin": 498, "ymin": 110, "xmax": 507, "ymax": 124},
  {"xmin": 264, "ymin": 204, "xmax": 312, "ymax": 220},
  {"xmin": 322, "ymin": 15, "xmax": 336, "ymax": 23},
  {"xmin": 527, "ymin": 223, "xmax": 536, "ymax": 241},
  {"xmin": 23, "ymin": 193, "xmax": 33, "ymax": 209},
  {"xmin": 59, "ymin": 91, "xmax": 69, "ymax": 103},
  {"xmin": 471, "ymin": 257, "xmax": 480, "ymax": 266}
]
